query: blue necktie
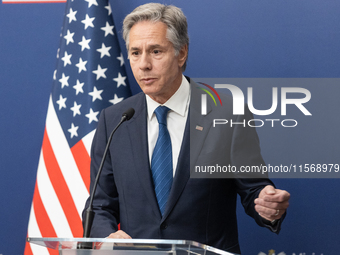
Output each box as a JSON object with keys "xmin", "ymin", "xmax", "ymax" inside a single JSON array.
[{"xmin": 151, "ymin": 106, "xmax": 173, "ymax": 215}]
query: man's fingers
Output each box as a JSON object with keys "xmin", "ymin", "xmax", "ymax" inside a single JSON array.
[
  {"xmin": 254, "ymin": 196, "xmax": 289, "ymax": 221},
  {"xmin": 263, "ymin": 190, "xmax": 290, "ymax": 203},
  {"xmin": 256, "ymin": 185, "xmax": 290, "ymax": 221},
  {"xmin": 255, "ymin": 204, "xmax": 285, "ymax": 220},
  {"xmin": 107, "ymin": 230, "xmax": 132, "ymax": 239},
  {"xmin": 254, "ymin": 198, "xmax": 289, "ymax": 210},
  {"xmin": 259, "ymin": 186, "xmax": 290, "ymax": 203}
]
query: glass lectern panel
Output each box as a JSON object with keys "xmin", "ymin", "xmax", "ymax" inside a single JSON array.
[{"xmin": 27, "ymin": 238, "xmax": 237, "ymax": 255}]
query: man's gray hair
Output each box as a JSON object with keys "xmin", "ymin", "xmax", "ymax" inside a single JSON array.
[{"xmin": 123, "ymin": 3, "xmax": 189, "ymax": 71}]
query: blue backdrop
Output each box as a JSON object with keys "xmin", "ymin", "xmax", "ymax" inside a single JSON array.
[{"xmin": 1, "ymin": 0, "xmax": 340, "ymax": 254}]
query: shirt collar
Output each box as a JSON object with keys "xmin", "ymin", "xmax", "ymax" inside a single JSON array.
[{"xmin": 146, "ymin": 75, "xmax": 190, "ymax": 121}]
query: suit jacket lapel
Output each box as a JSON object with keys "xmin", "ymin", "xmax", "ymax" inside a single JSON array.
[
  {"xmin": 189, "ymin": 80, "xmax": 213, "ymax": 170},
  {"xmin": 126, "ymin": 93, "xmax": 162, "ymax": 219}
]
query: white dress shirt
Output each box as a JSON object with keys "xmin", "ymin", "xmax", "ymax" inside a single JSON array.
[{"xmin": 146, "ymin": 75, "xmax": 191, "ymax": 176}]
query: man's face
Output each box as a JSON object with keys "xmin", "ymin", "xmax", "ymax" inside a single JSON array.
[{"xmin": 128, "ymin": 21, "xmax": 187, "ymax": 104}]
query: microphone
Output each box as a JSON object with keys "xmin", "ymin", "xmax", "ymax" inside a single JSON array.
[
  {"xmin": 121, "ymin": 107, "xmax": 135, "ymax": 121},
  {"xmin": 79, "ymin": 108, "xmax": 135, "ymax": 248}
]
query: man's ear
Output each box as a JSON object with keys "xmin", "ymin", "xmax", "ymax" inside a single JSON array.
[{"xmin": 178, "ymin": 44, "xmax": 188, "ymax": 68}]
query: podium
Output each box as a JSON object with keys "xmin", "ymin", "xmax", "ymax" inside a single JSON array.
[{"xmin": 27, "ymin": 238, "xmax": 237, "ymax": 255}]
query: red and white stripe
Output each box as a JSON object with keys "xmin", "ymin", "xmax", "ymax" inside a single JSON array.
[{"xmin": 25, "ymin": 96, "xmax": 95, "ymax": 254}]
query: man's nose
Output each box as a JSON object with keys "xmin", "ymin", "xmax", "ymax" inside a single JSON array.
[{"xmin": 139, "ymin": 53, "xmax": 152, "ymax": 70}]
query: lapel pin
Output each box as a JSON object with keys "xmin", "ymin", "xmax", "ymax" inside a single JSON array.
[{"xmin": 196, "ymin": 125, "xmax": 203, "ymax": 131}]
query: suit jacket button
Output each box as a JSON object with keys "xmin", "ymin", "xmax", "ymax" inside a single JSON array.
[{"xmin": 161, "ymin": 223, "xmax": 168, "ymax": 229}]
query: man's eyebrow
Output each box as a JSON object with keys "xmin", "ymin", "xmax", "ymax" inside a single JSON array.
[
  {"xmin": 149, "ymin": 44, "xmax": 163, "ymax": 49},
  {"xmin": 129, "ymin": 44, "xmax": 165, "ymax": 51},
  {"xmin": 129, "ymin": 47, "xmax": 139, "ymax": 52}
]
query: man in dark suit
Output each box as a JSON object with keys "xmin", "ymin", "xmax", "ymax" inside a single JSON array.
[{"xmin": 83, "ymin": 3, "xmax": 290, "ymax": 254}]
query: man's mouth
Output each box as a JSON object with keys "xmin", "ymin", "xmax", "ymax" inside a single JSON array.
[{"xmin": 141, "ymin": 78, "xmax": 157, "ymax": 85}]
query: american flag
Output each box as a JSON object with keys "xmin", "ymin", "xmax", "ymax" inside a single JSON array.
[{"xmin": 24, "ymin": 0, "xmax": 131, "ymax": 253}]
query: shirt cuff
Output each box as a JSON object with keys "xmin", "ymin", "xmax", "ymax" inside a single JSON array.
[{"xmin": 261, "ymin": 218, "xmax": 280, "ymax": 233}]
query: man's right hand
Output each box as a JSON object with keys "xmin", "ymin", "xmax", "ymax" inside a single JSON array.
[{"xmin": 107, "ymin": 230, "xmax": 132, "ymax": 239}]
